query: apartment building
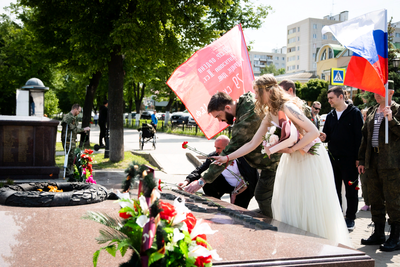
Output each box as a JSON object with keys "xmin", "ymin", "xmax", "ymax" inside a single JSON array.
[
  {"xmin": 285, "ymin": 11, "xmax": 349, "ymax": 74},
  {"xmin": 249, "ymin": 48, "xmax": 287, "ymax": 77},
  {"xmin": 392, "ymin": 21, "xmax": 400, "ymax": 49}
]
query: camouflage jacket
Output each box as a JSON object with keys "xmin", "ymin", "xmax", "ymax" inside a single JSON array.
[
  {"xmin": 203, "ymin": 92, "xmax": 281, "ymax": 183},
  {"xmin": 61, "ymin": 112, "xmax": 84, "ymax": 143},
  {"xmin": 358, "ymin": 101, "xmax": 400, "ymax": 169}
]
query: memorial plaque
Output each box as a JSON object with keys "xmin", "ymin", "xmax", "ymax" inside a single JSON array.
[{"xmin": 0, "ymin": 116, "xmax": 59, "ymax": 179}]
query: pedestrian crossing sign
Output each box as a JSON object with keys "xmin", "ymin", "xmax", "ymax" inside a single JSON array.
[{"xmin": 331, "ymin": 68, "xmax": 346, "ymax": 85}]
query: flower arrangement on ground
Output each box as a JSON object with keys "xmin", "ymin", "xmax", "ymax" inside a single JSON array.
[
  {"xmin": 83, "ymin": 161, "xmax": 221, "ymax": 267},
  {"xmin": 71, "ymin": 148, "xmax": 96, "ymax": 183}
]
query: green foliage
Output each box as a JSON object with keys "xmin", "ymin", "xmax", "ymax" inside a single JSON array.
[
  {"xmin": 44, "ymin": 89, "xmax": 60, "ymax": 117},
  {"xmin": 300, "ymin": 79, "xmax": 329, "ymax": 102},
  {"xmin": 260, "ymin": 64, "xmax": 285, "ymax": 76}
]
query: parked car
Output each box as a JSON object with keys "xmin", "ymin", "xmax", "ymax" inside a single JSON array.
[
  {"xmin": 156, "ymin": 113, "xmax": 165, "ymax": 120},
  {"xmin": 170, "ymin": 110, "xmax": 192, "ymax": 125},
  {"xmin": 125, "ymin": 112, "xmax": 137, "ymax": 119},
  {"xmin": 140, "ymin": 111, "xmax": 153, "ymax": 120},
  {"xmin": 188, "ymin": 115, "xmax": 196, "ymax": 126}
]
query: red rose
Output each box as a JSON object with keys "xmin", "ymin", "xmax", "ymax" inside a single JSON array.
[
  {"xmin": 160, "ymin": 201, "xmax": 177, "ymax": 222},
  {"xmin": 194, "ymin": 255, "xmax": 212, "ymax": 267},
  {"xmin": 182, "ymin": 141, "xmax": 188, "ymax": 149},
  {"xmin": 183, "ymin": 213, "xmax": 197, "ymax": 233},
  {"xmin": 158, "ymin": 179, "xmax": 162, "ymax": 191},
  {"xmin": 348, "ymin": 181, "xmax": 353, "ymax": 186},
  {"xmin": 119, "ymin": 212, "xmax": 132, "ymax": 219},
  {"xmin": 355, "ymin": 186, "xmax": 360, "ymax": 190}
]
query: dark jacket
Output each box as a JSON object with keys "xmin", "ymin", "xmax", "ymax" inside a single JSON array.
[
  {"xmin": 99, "ymin": 105, "xmax": 108, "ymax": 125},
  {"xmin": 358, "ymin": 101, "xmax": 400, "ymax": 169},
  {"xmin": 322, "ymin": 104, "xmax": 363, "ymax": 159},
  {"xmin": 186, "ymin": 151, "xmax": 259, "ymax": 191}
]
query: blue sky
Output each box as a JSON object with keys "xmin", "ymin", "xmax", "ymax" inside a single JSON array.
[{"xmin": 1, "ymin": 0, "xmax": 399, "ymax": 52}]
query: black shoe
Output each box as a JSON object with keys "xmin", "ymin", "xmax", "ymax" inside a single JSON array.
[
  {"xmin": 361, "ymin": 223, "xmax": 386, "ymax": 245},
  {"xmin": 345, "ymin": 218, "xmax": 355, "ymax": 231},
  {"xmin": 380, "ymin": 224, "xmax": 400, "ymax": 252},
  {"xmin": 99, "ymin": 144, "xmax": 105, "ymax": 148}
]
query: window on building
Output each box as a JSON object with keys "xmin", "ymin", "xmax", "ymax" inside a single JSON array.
[
  {"xmin": 313, "ymin": 63, "xmax": 317, "ymax": 69},
  {"xmin": 321, "ymin": 50, "xmax": 326, "ymax": 60},
  {"xmin": 282, "ymin": 63, "xmax": 285, "ymax": 67},
  {"xmin": 313, "ymin": 34, "xmax": 317, "ymax": 39},
  {"xmin": 254, "ymin": 67, "xmax": 260, "ymax": 72},
  {"xmin": 332, "ymin": 35, "xmax": 337, "ymax": 41},
  {"xmin": 328, "ymin": 48, "xmax": 333, "ymax": 59},
  {"xmin": 298, "ymin": 37, "xmax": 300, "ymax": 41},
  {"xmin": 313, "ymin": 24, "xmax": 317, "ymax": 29},
  {"xmin": 297, "ymin": 65, "xmax": 299, "ymax": 69},
  {"xmin": 288, "ymin": 47, "xmax": 296, "ymax": 53},
  {"xmin": 297, "ymin": 46, "xmax": 300, "ymax": 51},
  {"xmin": 343, "ymin": 49, "xmax": 353, "ymax": 57},
  {"xmin": 298, "ymin": 27, "xmax": 300, "ymax": 32},
  {"xmin": 288, "ymin": 37, "xmax": 296, "ymax": 44},
  {"xmin": 297, "ymin": 56, "xmax": 300, "ymax": 60},
  {"xmin": 396, "ymin": 33, "xmax": 400, "ymax": 38},
  {"xmin": 282, "ymin": 57, "xmax": 285, "ymax": 60},
  {"xmin": 322, "ymin": 34, "xmax": 327, "ymax": 40},
  {"xmin": 312, "ymin": 53, "xmax": 316, "ymax": 60},
  {"xmin": 321, "ymin": 73, "xmax": 326, "ymax": 80},
  {"xmin": 275, "ymin": 63, "xmax": 279, "ymax": 68},
  {"xmin": 288, "ymin": 28, "xmax": 296, "ymax": 35},
  {"xmin": 313, "ymin": 43, "xmax": 316, "ymax": 48},
  {"xmin": 260, "ymin": 55, "xmax": 267, "ymax": 59}
]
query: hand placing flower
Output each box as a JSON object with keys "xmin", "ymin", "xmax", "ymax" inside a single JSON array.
[{"xmin": 211, "ymin": 155, "xmax": 228, "ymax": 165}]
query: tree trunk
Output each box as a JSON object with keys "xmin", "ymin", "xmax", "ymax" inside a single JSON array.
[
  {"xmin": 80, "ymin": 71, "xmax": 102, "ymax": 147},
  {"xmin": 164, "ymin": 93, "xmax": 175, "ymax": 125},
  {"xmin": 108, "ymin": 49, "xmax": 124, "ymax": 162}
]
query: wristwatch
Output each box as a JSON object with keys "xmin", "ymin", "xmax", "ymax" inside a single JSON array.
[{"xmin": 198, "ymin": 179, "xmax": 205, "ymax": 187}]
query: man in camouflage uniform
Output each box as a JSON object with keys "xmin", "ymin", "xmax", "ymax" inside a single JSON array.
[
  {"xmin": 279, "ymin": 79, "xmax": 313, "ymax": 121},
  {"xmin": 183, "ymin": 91, "xmax": 280, "ymax": 217},
  {"xmin": 358, "ymin": 82, "xmax": 400, "ymax": 252},
  {"xmin": 61, "ymin": 104, "xmax": 90, "ymax": 180}
]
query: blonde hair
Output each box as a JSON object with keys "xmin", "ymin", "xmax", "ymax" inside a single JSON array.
[{"xmin": 254, "ymin": 74, "xmax": 304, "ymax": 131}]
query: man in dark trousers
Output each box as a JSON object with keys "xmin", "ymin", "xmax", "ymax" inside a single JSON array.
[
  {"xmin": 179, "ymin": 135, "xmax": 258, "ymax": 209},
  {"xmin": 98, "ymin": 100, "xmax": 108, "ymax": 148},
  {"xmin": 358, "ymin": 82, "xmax": 400, "ymax": 252},
  {"xmin": 320, "ymin": 86, "xmax": 363, "ymax": 231}
]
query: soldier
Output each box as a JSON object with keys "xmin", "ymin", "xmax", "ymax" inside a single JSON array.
[
  {"xmin": 61, "ymin": 104, "xmax": 90, "ymax": 180},
  {"xmin": 279, "ymin": 79, "xmax": 313, "ymax": 121},
  {"xmin": 183, "ymin": 91, "xmax": 281, "ymax": 217},
  {"xmin": 358, "ymin": 81, "xmax": 400, "ymax": 252}
]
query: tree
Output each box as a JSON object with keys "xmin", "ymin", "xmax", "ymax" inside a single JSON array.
[
  {"xmin": 300, "ymin": 79, "xmax": 329, "ymax": 103},
  {"xmin": 260, "ymin": 64, "xmax": 285, "ymax": 76}
]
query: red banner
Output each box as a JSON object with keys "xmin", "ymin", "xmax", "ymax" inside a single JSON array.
[{"xmin": 166, "ymin": 24, "xmax": 254, "ymax": 139}]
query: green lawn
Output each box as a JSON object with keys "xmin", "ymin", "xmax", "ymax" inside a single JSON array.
[{"xmin": 55, "ymin": 151, "xmax": 153, "ymax": 170}]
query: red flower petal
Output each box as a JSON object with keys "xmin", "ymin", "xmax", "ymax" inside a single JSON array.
[
  {"xmin": 348, "ymin": 181, "xmax": 353, "ymax": 186},
  {"xmin": 183, "ymin": 213, "xmax": 197, "ymax": 233},
  {"xmin": 119, "ymin": 212, "xmax": 132, "ymax": 219},
  {"xmin": 182, "ymin": 141, "xmax": 188, "ymax": 149},
  {"xmin": 194, "ymin": 255, "xmax": 212, "ymax": 267}
]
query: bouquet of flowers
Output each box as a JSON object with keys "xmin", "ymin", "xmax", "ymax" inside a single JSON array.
[
  {"xmin": 182, "ymin": 141, "xmax": 248, "ymax": 203},
  {"xmin": 262, "ymin": 111, "xmax": 321, "ymax": 157},
  {"xmin": 72, "ymin": 148, "xmax": 96, "ymax": 183},
  {"xmin": 83, "ymin": 162, "xmax": 221, "ymax": 267}
]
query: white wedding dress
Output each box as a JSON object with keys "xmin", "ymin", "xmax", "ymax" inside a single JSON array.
[{"xmin": 271, "ymin": 143, "xmax": 352, "ymax": 247}]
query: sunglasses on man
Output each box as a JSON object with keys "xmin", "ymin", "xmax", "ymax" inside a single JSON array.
[{"xmin": 313, "ymin": 106, "xmax": 321, "ymax": 111}]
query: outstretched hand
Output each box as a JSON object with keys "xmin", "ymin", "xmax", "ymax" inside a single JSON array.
[{"xmin": 211, "ymin": 155, "xmax": 228, "ymax": 166}]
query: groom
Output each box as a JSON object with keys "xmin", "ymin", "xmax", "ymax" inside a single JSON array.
[{"xmin": 184, "ymin": 91, "xmax": 281, "ymax": 217}]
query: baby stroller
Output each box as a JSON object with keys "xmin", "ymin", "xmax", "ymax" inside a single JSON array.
[{"xmin": 137, "ymin": 123, "xmax": 156, "ymax": 150}]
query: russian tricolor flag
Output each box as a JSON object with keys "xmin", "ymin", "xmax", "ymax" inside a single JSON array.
[{"xmin": 322, "ymin": 9, "xmax": 388, "ymax": 96}]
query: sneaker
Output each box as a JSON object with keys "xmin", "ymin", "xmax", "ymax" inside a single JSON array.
[
  {"xmin": 345, "ymin": 218, "xmax": 355, "ymax": 231},
  {"xmin": 360, "ymin": 205, "xmax": 371, "ymax": 211}
]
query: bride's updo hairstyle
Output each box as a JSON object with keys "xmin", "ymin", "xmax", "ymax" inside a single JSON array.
[{"xmin": 254, "ymin": 74, "xmax": 291, "ymax": 117}]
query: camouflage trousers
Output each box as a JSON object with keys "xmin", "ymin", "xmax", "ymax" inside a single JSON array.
[
  {"xmin": 366, "ymin": 152, "xmax": 400, "ymax": 225},
  {"xmin": 62, "ymin": 142, "xmax": 76, "ymax": 177},
  {"xmin": 254, "ymin": 169, "xmax": 276, "ymax": 218}
]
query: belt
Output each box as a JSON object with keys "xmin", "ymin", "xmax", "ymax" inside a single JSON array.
[{"xmin": 373, "ymin": 147, "xmax": 379, "ymax": 153}]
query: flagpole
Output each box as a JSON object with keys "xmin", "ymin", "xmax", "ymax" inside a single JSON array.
[{"xmin": 384, "ymin": 9, "xmax": 389, "ymax": 144}]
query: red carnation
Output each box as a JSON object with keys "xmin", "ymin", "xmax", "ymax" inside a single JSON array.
[
  {"xmin": 183, "ymin": 212, "xmax": 197, "ymax": 233},
  {"xmin": 182, "ymin": 141, "xmax": 188, "ymax": 149},
  {"xmin": 160, "ymin": 201, "xmax": 177, "ymax": 222},
  {"xmin": 194, "ymin": 255, "xmax": 212, "ymax": 267},
  {"xmin": 355, "ymin": 186, "xmax": 360, "ymax": 190},
  {"xmin": 84, "ymin": 149, "xmax": 94, "ymax": 154},
  {"xmin": 158, "ymin": 179, "xmax": 162, "ymax": 191},
  {"xmin": 348, "ymin": 181, "xmax": 354, "ymax": 186},
  {"xmin": 119, "ymin": 212, "xmax": 132, "ymax": 219}
]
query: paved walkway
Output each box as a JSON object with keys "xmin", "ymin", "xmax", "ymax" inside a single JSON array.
[{"xmin": 55, "ymin": 125, "xmax": 400, "ymax": 266}]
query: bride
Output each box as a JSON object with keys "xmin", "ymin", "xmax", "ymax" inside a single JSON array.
[{"xmin": 212, "ymin": 74, "xmax": 351, "ymax": 247}]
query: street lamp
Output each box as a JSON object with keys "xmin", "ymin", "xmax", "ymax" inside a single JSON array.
[{"xmin": 393, "ymin": 57, "xmax": 400, "ymax": 72}]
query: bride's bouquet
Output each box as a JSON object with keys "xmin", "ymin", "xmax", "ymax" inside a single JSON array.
[{"xmin": 262, "ymin": 111, "xmax": 321, "ymax": 156}]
